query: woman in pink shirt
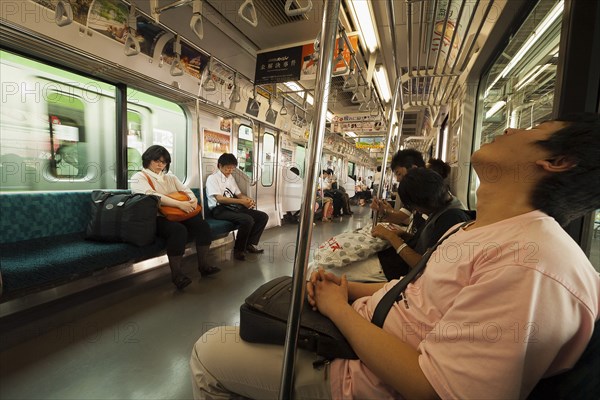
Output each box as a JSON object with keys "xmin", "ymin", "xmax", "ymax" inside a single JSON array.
[{"xmin": 190, "ymin": 115, "xmax": 600, "ymax": 399}]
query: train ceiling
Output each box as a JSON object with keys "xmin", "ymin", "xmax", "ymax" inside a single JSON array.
[{"xmin": 134, "ymin": 0, "xmax": 521, "ymax": 143}]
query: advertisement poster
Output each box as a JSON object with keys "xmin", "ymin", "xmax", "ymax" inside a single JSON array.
[
  {"xmin": 88, "ymin": 0, "xmax": 131, "ymax": 42},
  {"xmin": 203, "ymin": 129, "xmax": 230, "ymax": 158},
  {"xmin": 254, "ymin": 47, "xmax": 303, "ymax": 85},
  {"xmin": 331, "ymin": 113, "xmax": 385, "ymax": 134},
  {"xmin": 33, "ymin": 0, "xmax": 92, "ymax": 25},
  {"xmin": 255, "ymin": 34, "xmax": 359, "ymax": 84},
  {"xmin": 162, "ymin": 38, "xmax": 208, "ymax": 79},
  {"xmin": 300, "ymin": 34, "xmax": 359, "ymax": 81},
  {"xmin": 355, "ymin": 137, "xmax": 384, "ymax": 150}
]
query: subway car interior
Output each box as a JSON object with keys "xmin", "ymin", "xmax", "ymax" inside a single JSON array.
[{"xmin": 1, "ymin": 0, "xmax": 599, "ymax": 399}]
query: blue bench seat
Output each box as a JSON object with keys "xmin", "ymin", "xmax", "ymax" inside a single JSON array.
[{"xmin": 0, "ymin": 189, "xmax": 237, "ymax": 298}]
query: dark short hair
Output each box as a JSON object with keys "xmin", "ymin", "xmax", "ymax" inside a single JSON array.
[
  {"xmin": 397, "ymin": 168, "xmax": 450, "ymax": 213},
  {"xmin": 376, "ymin": 166, "xmax": 382, "ymax": 172},
  {"xmin": 531, "ymin": 113, "xmax": 600, "ymax": 226},
  {"xmin": 391, "ymin": 149, "xmax": 426, "ymax": 171},
  {"xmin": 217, "ymin": 153, "xmax": 238, "ymax": 167},
  {"xmin": 142, "ymin": 145, "xmax": 171, "ymax": 172},
  {"xmin": 427, "ymin": 158, "xmax": 451, "ymax": 179}
]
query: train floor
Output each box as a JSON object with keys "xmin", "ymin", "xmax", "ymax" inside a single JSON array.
[{"xmin": 0, "ymin": 205, "xmax": 373, "ymax": 400}]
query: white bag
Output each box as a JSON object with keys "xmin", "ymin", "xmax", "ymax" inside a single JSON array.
[{"xmin": 312, "ymin": 225, "xmax": 392, "ymax": 268}]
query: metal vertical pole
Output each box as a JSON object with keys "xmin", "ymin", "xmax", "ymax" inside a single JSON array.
[
  {"xmin": 372, "ymin": 77, "xmax": 402, "ymax": 226},
  {"xmin": 196, "ymin": 99, "xmax": 206, "ymax": 217},
  {"xmin": 278, "ymin": 0, "xmax": 340, "ymax": 398}
]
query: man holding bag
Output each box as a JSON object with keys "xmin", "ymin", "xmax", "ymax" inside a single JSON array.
[{"xmin": 206, "ymin": 153, "xmax": 269, "ymax": 261}]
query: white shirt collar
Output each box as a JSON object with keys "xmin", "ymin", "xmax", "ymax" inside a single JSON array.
[{"xmin": 143, "ymin": 168, "xmax": 166, "ymax": 183}]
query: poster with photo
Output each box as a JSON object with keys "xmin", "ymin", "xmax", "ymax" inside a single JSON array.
[
  {"xmin": 134, "ymin": 16, "xmax": 167, "ymax": 57},
  {"xmin": 219, "ymin": 118, "xmax": 232, "ymax": 133},
  {"xmin": 87, "ymin": 0, "xmax": 134, "ymax": 44},
  {"xmin": 33, "ymin": 0, "xmax": 92, "ymax": 25},
  {"xmin": 203, "ymin": 129, "xmax": 230, "ymax": 158},
  {"xmin": 162, "ymin": 38, "xmax": 209, "ymax": 79}
]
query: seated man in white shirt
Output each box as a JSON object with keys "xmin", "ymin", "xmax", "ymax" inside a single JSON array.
[{"xmin": 205, "ymin": 153, "xmax": 269, "ymax": 261}]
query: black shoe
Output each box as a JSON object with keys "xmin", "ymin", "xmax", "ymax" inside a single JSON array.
[
  {"xmin": 233, "ymin": 249, "xmax": 246, "ymax": 261},
  {"xmin": 172, "ymin": 275, "xmax": 192, "ymax": 291},
  {"xmin": 199, "ymin": 266, "xmax": 221, "ymax": 277},
  {"xmin": 246, "ymin": 244, "xmax": 264, "ymax": 254}
]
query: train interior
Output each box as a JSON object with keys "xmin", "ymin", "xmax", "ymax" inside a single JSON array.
[{"xmin": 1, "ymin": 0, "xmax": 599, "ymax": 399}]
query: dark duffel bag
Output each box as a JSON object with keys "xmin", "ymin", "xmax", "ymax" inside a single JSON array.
[
  {"xmin": 239, "ymin": 276, "xmax": 358, "ymax": 360},
  {"xmin": 86, "ymin": 191, "xmax": 159, "ymax": 247}
]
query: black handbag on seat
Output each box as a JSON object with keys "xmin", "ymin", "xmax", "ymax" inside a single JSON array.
[{"xmin": 86, "ymin": 191, "xmax": 159, "ymax": 247}]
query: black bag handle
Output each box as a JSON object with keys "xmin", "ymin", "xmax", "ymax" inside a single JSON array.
[{"xmin": 371, "ymin": 221, "xmax": 471, "ymax": 327}]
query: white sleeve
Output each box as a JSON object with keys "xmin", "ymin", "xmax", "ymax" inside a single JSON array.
[
  {"xmin": 169, "ymin": 173, "xmax": 194, "ymax": 199},
  {"xmin": 130, "ymin": 172, "xmax": 154, "ymax": 195}
]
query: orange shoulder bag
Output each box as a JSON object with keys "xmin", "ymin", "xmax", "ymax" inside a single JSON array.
[{"xmin": 142, "ymin": 172, "xmax": 202, "ymax": 222}]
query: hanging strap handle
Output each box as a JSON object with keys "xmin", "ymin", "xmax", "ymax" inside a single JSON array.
[
  {"xmin": 285, "ymin": 0, "xmax": 312, "ymax": 17},
  {"xmin": 371, "ymin": 222, "xmax": 471, "ymax": 327},
  {"xmin": 238, "ymin": 0, "xmax": 258, "ymax": 27}
]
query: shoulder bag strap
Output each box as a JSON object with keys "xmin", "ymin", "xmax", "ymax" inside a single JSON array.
[
  {"xmin": 371, "ymin": 221, "xmax": 471, "ymax": 328},
  {"xmin": 142, "ymin": 172, "xmax": 157, "ymax": 191}
]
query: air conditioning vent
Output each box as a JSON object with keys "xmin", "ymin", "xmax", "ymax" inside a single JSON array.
[{"xmin": 255, "ymin": 0, "xmax": 309, "ymax": 27}]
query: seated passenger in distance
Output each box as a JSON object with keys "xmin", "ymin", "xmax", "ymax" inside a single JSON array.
[
  {"xmin": 205, "ymin": 153, "xmax": 269, "ymax": 261},
  {"xmin": 190, "ymin": 114, "xmax": 600, "ymax": 399},
  {"xmin": 313, "ymin": 167, "xmax": 471, "ymax": 282}
]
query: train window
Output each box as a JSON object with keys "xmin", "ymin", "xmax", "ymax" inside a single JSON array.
[
  {"xmin": 126, "ymin": 89, "xmax": 187, "ymax": 183},
  {"xmin": 470, "ymin": 0, "xmax": 563, "ymax": 204},
  {"xmin": 476, "ymin": 0, "xmax": 563, "ymax": 145},
  {"xmin": 237, "ymin": 125, "xmax": 254, "ymax": 180},
  {"xmin": 0, "ymin": 50, "xmax": 117, "ymax": 191},
  {"xmin": 127, "ymin": 110, "xmax": 143, "ymax": 179},
  {"xmin": 48, "ymin": 92, "xmax": 85, "ymax": 178},
  {"xmin": 261, "ymin": 132, "xmax": 276, "ymax": 187},
  {"xmin": 295, "ymin": 145, "xmax": 306, "ymax": 178},
  {"xmin": 348, "ymin": 161, "xmax": 356, "ymax": 178}
]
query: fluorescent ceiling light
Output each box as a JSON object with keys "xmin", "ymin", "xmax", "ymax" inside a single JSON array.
[
  {"xmin": 349, "ymin": 0, "xmax": 378, "ymax": 53},
  {"xmin": 485, "ymin": 101, "xmax": 506, "ymax": 119},
  {"xmin": 346, "ymin": 131, "xmax": 357, "ymax": 137},
  {"xmin": 374, "ymin": 65, "xmax": 391, "ymax": 102},
  {"xmin": 485, "ymin": 0, "xmax": 563, "ymax": 97},
  {"xmin": 515, "ymin": 63, "xmax": 551, "ymax": 90},
  {"xmin": 284, "ymin": 81, "xmax": 313, "ymax": 105},
  {"xmin": 327, "ymin": 111, "xmax": 334, "ymax": 121}
]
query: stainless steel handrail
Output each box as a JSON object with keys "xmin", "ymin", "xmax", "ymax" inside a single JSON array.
[{"xmin": 278, "ymin": 0, "xmax": 341, "ymax": 398}]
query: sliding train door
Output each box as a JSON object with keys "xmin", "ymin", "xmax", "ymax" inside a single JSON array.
[{"xmin": 256, "ymin": 126, "xmax": 280, "ymax": 229}]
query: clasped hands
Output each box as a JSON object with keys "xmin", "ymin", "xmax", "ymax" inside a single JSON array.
[
  {"xmin": 178, "ymin": 198, "xmax": 198, "ymax": 213},
  {"xmin": 306, "ymin": 268, "xmax": 349, "ymax": 318},
  {"xmin": 240, "ymin": 197, "xmax": 256, "ymax": 209}
]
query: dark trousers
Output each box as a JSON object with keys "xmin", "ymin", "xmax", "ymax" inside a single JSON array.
[
  {"xmin": 212, "ymin": 206, "xmax": 269, "ymax": 251},
  {"xmin": 156, "ymin": 214, "xmax": 212, "ymax": 256}
]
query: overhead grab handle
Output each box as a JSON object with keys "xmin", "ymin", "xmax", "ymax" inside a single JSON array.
[
  {"xmin": 229, "ymin": 72, "xmax": 241, "ymax": 103},
  {"xmin": 280, "ymin": 98, "xmax": 288, "ymax": 115},
  {"xmin": 55, "ymin": 0, "xmax": 73, "ymax": 27},
  {"xmin": 190, "ymin": 0, "xmax": 203, "ymax": 40},
  {"xmin": 238, "ymin": 0, "xmax": 258, "ymax": 28},
  {"xmin": 332, "ymin": 38, "xmax": 348, "ymax": 76},
  {"xmin": 170, "ymin": 35, "xmax": 184, "ymax": 76},
  {"xmin": 249, "ymin": 86, "xmax": 260, "ymax": 113},
  {"xmin": 266, "ymin": 96, "xmax": 277, "ymax": 122},
  {"xmin": 202, "ymin": 57, "xmax": 216, "ymax": 92},
  {"xmin": 124, "ymin": 3, "xmax": 140, "ymax": 56},
  {"xmin": 284, "ymin": 0, "xmax": 312, "ymax": 17}
]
